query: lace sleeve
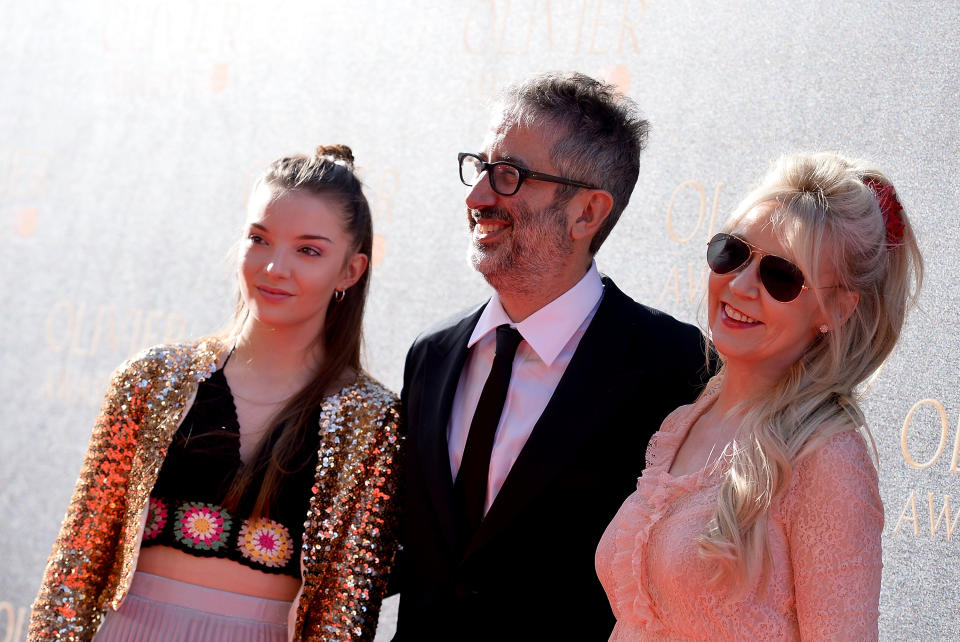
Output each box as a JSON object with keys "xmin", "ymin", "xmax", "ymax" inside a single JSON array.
[{"xmin": 786, "ymin": 431, "xmax": 882, "ymax": 641}]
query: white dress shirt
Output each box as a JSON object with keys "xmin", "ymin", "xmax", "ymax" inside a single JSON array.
[{"xmin": 447, "ymin": 261, "xmax": 604, "ymax": 515}]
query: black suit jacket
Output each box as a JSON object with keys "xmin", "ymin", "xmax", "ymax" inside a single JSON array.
[{"xmin": 394, "ymin": 277, "xmax": 712, "ymax": 641}]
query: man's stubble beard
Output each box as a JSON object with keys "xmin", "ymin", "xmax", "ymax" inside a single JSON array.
[{"xmin": 468, "ymin": 201, "xmax": 573, "ymax": 298}]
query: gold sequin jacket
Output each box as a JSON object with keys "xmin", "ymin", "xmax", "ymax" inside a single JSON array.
[{"xmin": 29, "ymin": 338, "xmax": 402, "ymax": 641}]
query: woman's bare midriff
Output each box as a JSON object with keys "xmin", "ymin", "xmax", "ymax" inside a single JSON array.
[{"xmin": 136, "ymin": 545, "xmax": 301, "ymax": 602}]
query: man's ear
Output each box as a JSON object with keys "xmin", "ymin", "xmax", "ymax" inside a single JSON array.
[{"xmin": 570, "ymin": 190, "xmax": 614, "ymax": 242}]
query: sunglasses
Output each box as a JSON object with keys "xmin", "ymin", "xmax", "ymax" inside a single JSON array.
[{"xmin": 706, "ymin": 233, "xmax": 809, "ymax": 302}]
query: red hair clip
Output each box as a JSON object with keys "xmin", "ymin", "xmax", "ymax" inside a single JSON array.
[{"xmin": 864, "ymin": 178, "xmax": 904, "ymax": 250}]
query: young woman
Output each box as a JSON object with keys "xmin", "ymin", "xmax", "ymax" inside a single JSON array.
[
  {"xmin": 596, "ymin": 152, "xmax": 923, "ymax": 640},
  {"xmin": 30, "ymin": 145, "xmax": 401, "ymax": 641}
]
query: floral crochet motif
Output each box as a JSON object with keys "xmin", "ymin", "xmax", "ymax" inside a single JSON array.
[
  {"xmin": 143, "ymin": 497, "xmax": 168, "ymax": 540},
  {"xmin": 238, "ymin": 517, "xmax": 294, "ymax": 568},
  {"xmin": 174, "ymin": 501, "xmax": 232, "ymax": 550}
]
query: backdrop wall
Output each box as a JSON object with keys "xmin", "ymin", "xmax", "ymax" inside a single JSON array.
[{"xmin": 2, "ymin": 1, "xmax": 957, "ymax": 639}]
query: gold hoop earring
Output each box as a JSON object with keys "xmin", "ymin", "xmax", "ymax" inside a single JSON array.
[{"xmin": 334, "ymin": 289, "xmax": 346, "ymax": 303}]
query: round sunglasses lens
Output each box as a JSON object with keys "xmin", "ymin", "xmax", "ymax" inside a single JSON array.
[
  {"xmin": 706, "ymin": 234, "xmax": 750, "ymax": 274},
  {"xmin": 759, "ymin": 256, "xmax": 805, "ymax": 302}
]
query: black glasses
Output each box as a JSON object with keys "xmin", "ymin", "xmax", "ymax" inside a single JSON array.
[
  {"xmin": 706, "ymin": 233, "xmax": 810, "ymax": 303},
  {"xmin": 458, "ymin": 152, "xmax": 598, "ymax": 196}
]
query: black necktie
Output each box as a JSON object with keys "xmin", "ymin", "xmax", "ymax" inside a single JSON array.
[{"xmin": 453, "ymin": 324, "xmax": 524, "ymax": 550}]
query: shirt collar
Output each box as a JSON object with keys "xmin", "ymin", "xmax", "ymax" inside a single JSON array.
[{"xmin": 467, "ymin": 261, "xmax": 604, "ymax": 367}]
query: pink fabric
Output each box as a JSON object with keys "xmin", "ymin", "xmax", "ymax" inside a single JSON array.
[
  {"xmin": 95, "ymin": 572, "xmax": 290, "ymax": 641},
  {"xmin": 595, "ymin": 391, "xmax": 883, "ymax": 641}
]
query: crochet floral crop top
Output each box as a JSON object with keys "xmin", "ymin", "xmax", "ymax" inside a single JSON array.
[{"xmin": 140, "ymin": 365, "xmax": 318, "ymax": 578}]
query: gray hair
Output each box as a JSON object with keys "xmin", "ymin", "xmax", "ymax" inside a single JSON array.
[{"xmin": 497, "ymin": 71, "xmax": 650, "ymax": 254}]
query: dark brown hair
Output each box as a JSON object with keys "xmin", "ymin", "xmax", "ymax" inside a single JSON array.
[{"xmin": 225, "ymin": 144, "xmax": 373, "ymax": 517}]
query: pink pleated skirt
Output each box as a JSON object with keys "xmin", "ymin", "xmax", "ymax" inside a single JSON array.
[{"xmin": 94, "ymin": 572, "xmax": 292, "ymax": 642}]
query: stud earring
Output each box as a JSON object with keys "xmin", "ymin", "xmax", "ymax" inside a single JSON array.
[{"xmin": 818, "ymin": 324, "xmax": 829, "ymax": 334}]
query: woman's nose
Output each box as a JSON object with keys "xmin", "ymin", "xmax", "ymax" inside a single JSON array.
[
  {"xmin": 264, "ymin": 253, "xmax": 290, "ymax": 278},
  {"xmin": 728, "ymin": 256, "xmax": 761, "ymax": 299}
]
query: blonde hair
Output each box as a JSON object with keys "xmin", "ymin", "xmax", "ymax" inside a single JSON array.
[{"xmin": 698, "ymin": 152, "xmax": 923, "ymax": 583}]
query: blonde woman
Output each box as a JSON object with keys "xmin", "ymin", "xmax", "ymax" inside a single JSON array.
[
  {"xmin": 31, "ymin": 146, "xmax": 401, "ymax": 641},
  {"xmin": 596, "ymin": 152, "xmax": 922, "ymax": 640}
]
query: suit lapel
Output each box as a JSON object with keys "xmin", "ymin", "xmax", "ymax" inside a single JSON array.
[
  {"xmin": 417, "ymin": 306, "xmax": 485, "ymax": 552},
  {"xmin": 464, "ymin": 282, "xmax": 644, "ymax": 558}
]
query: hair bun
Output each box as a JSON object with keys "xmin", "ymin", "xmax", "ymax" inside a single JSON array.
[{"xmin": 316, "ymin": 144, "xmax": 355, "ymax": 166}]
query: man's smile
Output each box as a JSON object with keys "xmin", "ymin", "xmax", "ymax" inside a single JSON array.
[{"xmin": 473, "ymin": 218, "xmax": 512, "ymax": 241}]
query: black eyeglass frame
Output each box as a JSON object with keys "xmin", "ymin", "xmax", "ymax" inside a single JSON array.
[
  {"xmin": 706, "ymin": 232, "xmax": 813, "ymax": 303},
  {"xmin": 458, "ymin": 152, "xmax": 598, "ymax": 196}
]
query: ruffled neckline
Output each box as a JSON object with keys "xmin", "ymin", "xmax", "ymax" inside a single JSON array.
[{"xmin": 607, "ymin": 385, "xmax": 722, "ymax": 632}]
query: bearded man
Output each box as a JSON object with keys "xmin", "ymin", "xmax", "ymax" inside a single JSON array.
[{"xmin": 395, "ymin": 72, "xmax": 712, "ymax": 641}]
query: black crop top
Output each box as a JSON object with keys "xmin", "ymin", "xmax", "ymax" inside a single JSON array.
[{"xmin": 140, "ymin": 365, "xmax": 319, "ymax": 578}]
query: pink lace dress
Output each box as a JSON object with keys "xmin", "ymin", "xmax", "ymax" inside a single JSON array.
[{"xmin": 595, "ymin": 390, "xmax": 883, "ymax": 641}]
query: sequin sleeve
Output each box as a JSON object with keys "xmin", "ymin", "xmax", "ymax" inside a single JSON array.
[
  {"xmin": 29, "ymin": 357, "xmax": 153, "ymax": 641},
  {"xmin": 29, "ymin": 342, "xmax": 218, "ymax": 641},
  {"xmin": 294, "ymin": 377, "xmax": 403, "ymax": 641}
]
